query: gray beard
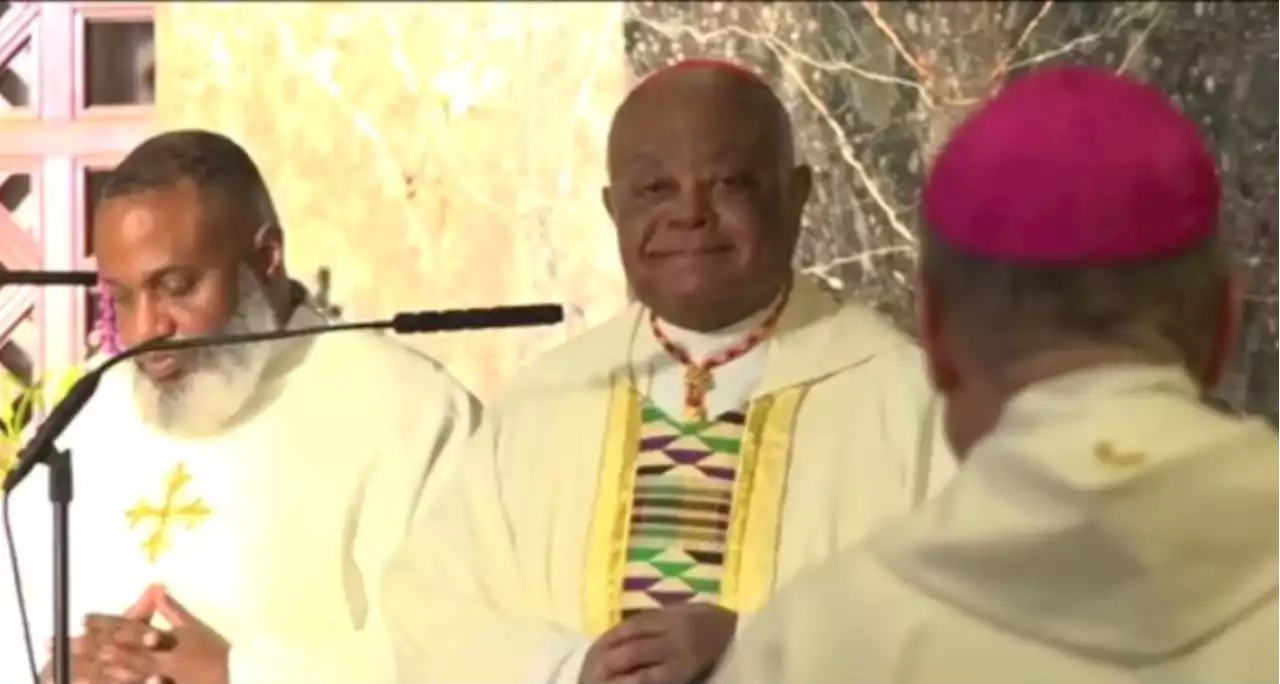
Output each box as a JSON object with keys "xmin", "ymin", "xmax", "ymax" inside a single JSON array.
[{"xmin": 132, "ymin": 270, "xmax": 281, "ymax": 437}]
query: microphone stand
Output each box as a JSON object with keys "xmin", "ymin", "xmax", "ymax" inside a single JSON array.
[
  {"xmin": 2, "ymin": 303, "xmax": 563, "ymax": 684},
  {"xmin": 47, "ymin": 449, "xmax": 71, "ymax": 684},
  {"xmin": 5, "ymin": 265, "xmax": 97, "ymax": 682}
]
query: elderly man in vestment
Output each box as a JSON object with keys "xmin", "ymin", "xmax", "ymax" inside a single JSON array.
[
  {"xmin": 381, "ymin": 59, "xmax": 953, "ymax": 684},
  {"xmin": 710, "ymin": 66, "xmax": 1278, "ymax": 684},
  {"xmin": 0, "ymin": 130, "xmax": 481, "ymax": 684}
]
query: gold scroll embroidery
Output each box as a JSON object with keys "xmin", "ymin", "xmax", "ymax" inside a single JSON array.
[
  {"xmin": 126, "ymin": 462, "xmax": 211, "ymax": 564},
  {"xmin": 1094, "ymin": 441, "xmax": 1146, "ymax": 469}
]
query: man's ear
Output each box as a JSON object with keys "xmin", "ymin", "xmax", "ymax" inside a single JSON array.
[
  {"xmin": 601, "ymin": 186, "xmax": 616, "ymax": 222},
  {"xmin": 788, "ymin": 164, "xmax": 813, "ymax": 225},
  {"xmin": 254, "ymin": 224, "xmax": 285, "ymax": 280},
  {"xmin": 916, "ymin": 275, "xmax": 960, "ymax": 393},
  {"xmin": 790, "ymin": 164, "xmax": 813, "ymax": 202},
  {"xmin": 1201, "ymin": 270, "xmax": 1244, "ymax": 389}
]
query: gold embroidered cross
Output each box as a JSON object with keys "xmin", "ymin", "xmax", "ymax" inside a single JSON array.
[
  {"xmin": 126, "ymin": 462, "xmax": 211, "ymax": 564},
  {"xmin": 1094, "ymin": 441, "xmax": 1146, "ymax": 469}
]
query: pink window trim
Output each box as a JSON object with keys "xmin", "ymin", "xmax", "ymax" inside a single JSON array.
[{"xmin": 0, "ymin": 0, "xmax": 154, "ymax": 379}]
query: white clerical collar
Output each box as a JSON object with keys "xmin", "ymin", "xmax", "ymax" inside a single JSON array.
[{"xmin": 652, "ymin": 294, "xmax": 783, "ymax": 361}]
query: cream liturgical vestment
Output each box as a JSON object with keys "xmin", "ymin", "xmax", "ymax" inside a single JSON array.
[
  {"xmin": 712, "ymin": 365, "xmax": 1278, "ymax": 684},
  {"xmin": 382, "ymin": 276, "xmax": 955, "ymax": 684},
  {"xmin": 0, "ymin": 302, "xmax": 481, "ymax": 684}
]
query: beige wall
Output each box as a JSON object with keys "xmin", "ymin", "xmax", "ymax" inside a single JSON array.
[{"xmin": 155, "ymin": 2, "xmax": 630, "ymax": 400}]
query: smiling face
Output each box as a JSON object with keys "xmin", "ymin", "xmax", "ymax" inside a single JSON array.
[{"xmin": 603, "ymin": 68, "xmax": 811, "ymax": 331}]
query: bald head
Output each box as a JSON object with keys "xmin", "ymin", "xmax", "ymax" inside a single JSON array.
[
  {"xmin": 602, "ymin": 60, "xmax": 811, "ymax": 331},
  {"xmin": 608, "ymin": 62, "xmax": 796, "ymax": 176}
]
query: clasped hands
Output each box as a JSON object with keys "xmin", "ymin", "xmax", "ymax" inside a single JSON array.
[
  {"xmin": 580, "ymin": 603, "xmax": 737, "ymax": 684},
  {"xmin": 42, "ymin": 584, "xmax": 229, "ymax": 684}
]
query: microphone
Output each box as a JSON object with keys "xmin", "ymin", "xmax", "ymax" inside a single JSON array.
[
  {"xmin": 1, "ymin": 303, "xmax": 563, "ymax": 493},
  {"xmin": 0, "ymin": 271, "xmax": 98, "ymax": 287}
]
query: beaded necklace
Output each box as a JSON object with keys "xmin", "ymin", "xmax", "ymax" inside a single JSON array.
[{"xmin": 648, "ymin": 289, "xmax": 789, "ymax": 422}]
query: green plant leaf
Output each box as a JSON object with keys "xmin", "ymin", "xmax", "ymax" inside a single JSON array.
[
  {"xmin": 12, "ymin": 381, "xmax": 41, "ymax": 435},
  {"xmin": 0, "ymin": 371, "xmax": 17, "ymax": 429},
  {"xmin": 49, "ymin": 367, "xmax": 84, "ymax": 405},
  {"xmin": 0, "ymin": 365, "xmax": 86, "ymax": 489}
]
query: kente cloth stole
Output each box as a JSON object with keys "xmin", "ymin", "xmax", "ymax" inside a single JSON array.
[
  {"xmin": 619, "ymin": 400, "xmax": 746, "ymax": 618},
  {"xmin": 125, "ymin": 462, "xmax": 212, "ymax": 565},
  {"xmin": 582, "ymin": 376, "xmax": 807, "ymax": 635}
]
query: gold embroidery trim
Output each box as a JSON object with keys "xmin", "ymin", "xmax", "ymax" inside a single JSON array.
[
  {"xmin": 719, "ymin": 386, "xmax": 805, "ymax": 615},
  {"xmin": 583, "ymin": 375, "xmax": 642, "ymax": 635},
  {"xmin": 1094, "ymin": 440, "xmax": 1146, "ymax": 468}
]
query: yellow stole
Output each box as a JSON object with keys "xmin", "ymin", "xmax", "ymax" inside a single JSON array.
[{"xmin": 581, "ymin": 374, "xmax": 806, "ymax": 634}]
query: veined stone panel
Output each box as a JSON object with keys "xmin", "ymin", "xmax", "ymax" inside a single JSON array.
[
  {"xmin": 154, "ymin": 2, "xmax": 630, "ymax": 400},
  {"xmin": 623, "ymin": 1, "xmax": 1278, "ymax": 422}
]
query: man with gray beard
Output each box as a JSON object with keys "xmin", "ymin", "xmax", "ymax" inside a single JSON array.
[
  {"xmin": 131, "ymin": 263, "xmax": 283, "ymax": 436},
  {"xmin": 0, "ymin": 130, "xmax": 482, "ymax": 684}
]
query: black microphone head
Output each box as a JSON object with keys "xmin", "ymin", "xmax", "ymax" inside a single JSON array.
[
  {"xmin": 493, "ymin": 304, "xmax": 564, "ymax": 326},
  {"xmin": 390, "ymin": 304, "xmax": 564, "ymax": 334}
]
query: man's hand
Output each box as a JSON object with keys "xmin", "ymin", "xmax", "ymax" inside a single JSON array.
[
  {"xmin": 147, "ymin": 592, "xmax": 230, "ymax": 684},
  {"xmin": 41, "ymin": 587, "xmax": 163, "ymax": 684},
  {"xmin": 40, "ymin": 587, "xmax": 230, "ymax": 684},
  {"xmin": 579, "ymin": 604, "xmax": 737, "ymax": 684}
]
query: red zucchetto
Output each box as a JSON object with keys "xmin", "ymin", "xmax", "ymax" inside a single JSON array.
[
  {"xmin": 922, "ymin": 66, "xmax": 1220, "ymax": 265},
  {"xmin": 632, "ymin": 58, "xmax": 769, "ymax": 94}
]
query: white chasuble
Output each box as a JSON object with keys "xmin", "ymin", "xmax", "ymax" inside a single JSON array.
[
  {"xmin": 0, "ymin": 303, "xmax": 481, "ymax": 684},
  {"xmin": 712, "ymin": 366, "xmax": 1278, "ymax": 684},
  {"xmin": 382, "ymin": 276, "xmax": 955, "ymax": 684}
]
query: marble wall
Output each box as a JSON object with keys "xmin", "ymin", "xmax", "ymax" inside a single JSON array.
[
  {"xmin": 625, "ymin": 1, "xmax": 1278, "ymax": 421},
  {"xmin": 155, "ymin": 2, "xmax": 630, "ymax": 400},
  {"xmin": 155, "ymin": 2, "xmax": 1277, "ymax": 417}
]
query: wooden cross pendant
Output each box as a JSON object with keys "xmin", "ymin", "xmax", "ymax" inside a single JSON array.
[{"xmin": 682, "ymin": 366, "xmax": 715, "ymax": 423}]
